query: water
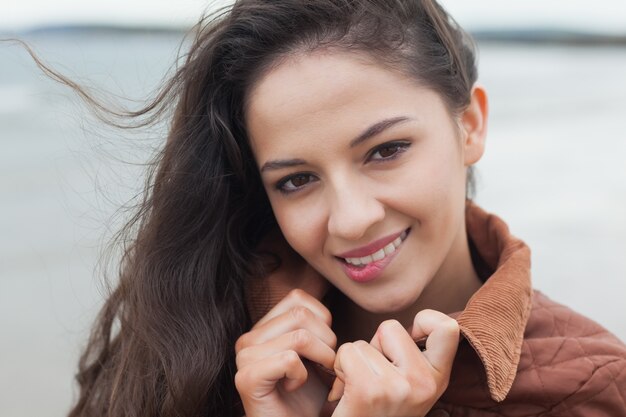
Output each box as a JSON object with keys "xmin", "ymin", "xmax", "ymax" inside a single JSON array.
[{"xmin": 1, "ymin": 33, "xmax": 625, "ymax": 416}]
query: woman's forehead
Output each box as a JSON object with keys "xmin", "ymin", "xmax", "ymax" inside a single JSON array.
[{"xmin": 245, "ymin": 52, "xmax": 436, "ymax": 150}]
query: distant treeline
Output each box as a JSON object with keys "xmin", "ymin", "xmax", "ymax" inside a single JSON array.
[
  {"xmin": 5, "ymin": 24, "xmax": 626, "ymax": 46},
  {"xmin": 14, "ymin": 24, "xmax": 184, "ymax": 37},
  {"xmin": 472, "ymin": 29, "xmax": 626, "ymax": 46}
]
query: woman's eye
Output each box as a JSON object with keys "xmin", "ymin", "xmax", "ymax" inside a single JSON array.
[
  {"xmin": 369, "ymin": 141, "xmax": 410, "ymax": 161},
  {"xmin": 276, "ymin": 173, "xmax": 315, "ymax": 193}
]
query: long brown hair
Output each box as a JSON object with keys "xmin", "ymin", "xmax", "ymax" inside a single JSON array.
[{"xmin": 63, "ymin": 1, "xmax": 478, "ymax": 415}]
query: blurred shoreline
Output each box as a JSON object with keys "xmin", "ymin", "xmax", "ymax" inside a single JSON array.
[{"xmin": 3, "ymin": 24, "xmax": 626, "ymax": 46}]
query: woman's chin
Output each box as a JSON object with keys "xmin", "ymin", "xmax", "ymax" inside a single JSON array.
[{"xmin": 353, "ymin": 291, "xmax": 421, "ymax": 315}]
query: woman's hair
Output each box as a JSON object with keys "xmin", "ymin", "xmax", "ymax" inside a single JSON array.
[{"xmin": 67, "ymin": 1, "xmax": 477, "ymax": 416}]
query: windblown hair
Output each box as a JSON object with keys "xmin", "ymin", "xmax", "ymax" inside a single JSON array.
[{"xmin": 66, "ymin": 1, "xmax": 478, "ymax": 416}]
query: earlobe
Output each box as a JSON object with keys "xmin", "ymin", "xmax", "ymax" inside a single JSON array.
[{"xmin": 461, "ymin": 85, "xmax": 488, "ymax": 166}]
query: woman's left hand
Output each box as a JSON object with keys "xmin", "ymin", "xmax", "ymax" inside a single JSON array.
[{"xmin": 328, "ymin": 310, "xmax": 459, "ymax": 417}]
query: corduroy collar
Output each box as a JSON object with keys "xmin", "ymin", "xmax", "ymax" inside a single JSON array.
[
  {"xmin": 246, "ymin": 203, "xmax": 533, "ymax": 403},
  {"xmin": 456, "ymin": 203, "xmax": 532, "ymax": 401}
]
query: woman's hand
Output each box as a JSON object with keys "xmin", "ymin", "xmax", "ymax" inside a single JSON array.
[
  {"xmin": 235, "ymin": 289, "xmax": 337, "ymax": 417},
  {"xmin": 328, "ymin": 310, "xmax": 459, "ymax": 417}
]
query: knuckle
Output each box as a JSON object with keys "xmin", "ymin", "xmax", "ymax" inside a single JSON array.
[
  {"xmin": 388, "ymin": 378, "xmax": 411, "ymax": 401},
  {"xmin": 234, "ymin": 368, "xmax": 251, "ymax": 393},
  {"xmin": 446, "ymin": 318, "xmax": 460, "ymax": 333},
  {"xmin": 289, "ymin": 305, "xmax": 313, "ymax": 323},
  {"xmin": 415, "ymin": 308, "xmax": 436, "ymax": 322},
  {"xmin": 287, "ymin": 288, "xmax": 308, "ymax": 302},
  {"xmin": 379, "ymin": 319, "xmax": 402, "ymax": 332},
  {"xmin": 281, "ymin": 350, "xmax": 301, "ymax": 367},
  {"xmin": 290, "ymin": 328, "xmax": 312, "ymax": 350},
  {"xmin": 367, "ymin": 387, "xmax": 386, "ymax": 407},
  {"xmin": 235, "ymin": 347, "xmax": 249, "ymax": 369},
  {"xmin": 317, "ymin": 305, "xmax": 333, "ymax": 326},
  {"xmin": 327, "ymin": 331, "xmax": 338, "ymax": 350},
  {"xmin": 336, "ymin": 342, "xmax": 352, "ymax": 355},
  {"xmin": 421, "ymin": 308, "xmax": 438, "ymax": 316},
  {"xmin": 417, "ymin": 375, "xmax": 439, "ymax": 399},
  {"xmin": 286, "ymin": 289, "xmax": 333, "ymax": 325},
  {"xmin": 353, "ymin": 339, "xmax": 369, "ymax": 349},
  {"xmin": 235, "ymin": 332, "xmax": 251, "ymax": 353}
]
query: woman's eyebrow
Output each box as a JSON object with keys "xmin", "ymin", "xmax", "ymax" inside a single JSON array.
[
  {"xmin": 260, "ymin": 158, "xmax": 306, "ymax": 173},
  {"xmin": 260, "ymin": 116, "xmax": 412, "ymax": 173},
  {"xmin": 349, "ymin": 116, "xmax": 412, "ymax": 148}
]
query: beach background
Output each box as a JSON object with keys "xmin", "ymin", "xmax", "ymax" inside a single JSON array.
[{"xmin": 1, "ymin": 1, "xmax": 626, "ymax": 416}]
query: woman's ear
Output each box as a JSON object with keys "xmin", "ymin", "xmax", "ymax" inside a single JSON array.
[{"xmin": 461, "ymin": 85, "xmax": 488, "ymax": 166}]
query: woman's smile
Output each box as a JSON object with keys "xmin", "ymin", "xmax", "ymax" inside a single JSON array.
[{"xmin": 335, "ymin": 228, "xmax": 410, "ymax": 283}]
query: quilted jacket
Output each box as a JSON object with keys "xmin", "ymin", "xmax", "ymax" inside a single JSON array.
[{"xmin": 246, "ymin": 204, "xmax": 626, "ymax": 416}]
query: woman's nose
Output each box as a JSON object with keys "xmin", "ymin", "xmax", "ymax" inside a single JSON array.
[{"xmin": 327, "ymin": 181, "xmax": 385, "ymax": 241}]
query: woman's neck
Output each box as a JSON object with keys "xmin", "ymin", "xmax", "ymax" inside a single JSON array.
[{"xmin": 331, "ymin": 230, "xmax": 483, "ymax": 345}]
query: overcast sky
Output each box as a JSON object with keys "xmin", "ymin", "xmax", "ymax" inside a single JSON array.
[{"xmin": 1, "ymin": 0, "xmax": 625, "ymax": 33}]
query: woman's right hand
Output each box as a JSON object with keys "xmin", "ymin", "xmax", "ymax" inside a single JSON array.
[{"xmin": 235, "ymin": 289, "xmax": 337, "ymax": 417}]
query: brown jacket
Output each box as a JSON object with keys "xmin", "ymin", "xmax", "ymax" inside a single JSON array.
[{"xmin": 247, "ymin": 204, "xmax": 626, "ymax": 416}]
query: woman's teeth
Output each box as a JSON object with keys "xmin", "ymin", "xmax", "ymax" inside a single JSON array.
[{"xmin": 344, "ymin": 230, "xmax": 408, "ymax": 267}]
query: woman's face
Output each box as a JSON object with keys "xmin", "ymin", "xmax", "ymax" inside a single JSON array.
[{"xmin": 246, "ymin": 51, "xmax": 486, "ymax": 313}]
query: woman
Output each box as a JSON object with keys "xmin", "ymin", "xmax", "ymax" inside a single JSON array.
[{"xmin": 67, "ymin": 1, "xmax": 626, "ymax": 416}]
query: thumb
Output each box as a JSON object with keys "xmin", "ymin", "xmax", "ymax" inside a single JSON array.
[
  {"xmin": 328, "ymin": 348, "xmax": 346, "ymax": 402},
  {"xmin": 328, "ymin": 342, "xmax": 349, "ymax": 402},
  {"xmin": 410, "ymin": 309, "xmax": 460, "ymax": 375},
  {"xmin": 327, "ymin": 377, "xmax": 345, "ymax": 402}
]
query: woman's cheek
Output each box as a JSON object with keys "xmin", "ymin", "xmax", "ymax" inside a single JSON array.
[{"xmin": 275, "ymin": 202, "xmax": 323, "ymax": 259}]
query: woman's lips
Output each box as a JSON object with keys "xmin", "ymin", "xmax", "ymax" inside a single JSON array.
[{"xmin": 337, "ymin": 229, "xmax": 409, "ymax": 283}]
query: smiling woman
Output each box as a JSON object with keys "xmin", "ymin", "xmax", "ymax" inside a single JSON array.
[{"xmin": 34, "ymin": 1, "xmax": 626, "ymax": 417}]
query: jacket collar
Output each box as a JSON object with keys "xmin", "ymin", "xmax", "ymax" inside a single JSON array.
[
  {"xmin": 457, "ymin": 203, "xmax": 533, "ymax": 402},
  {"xmin": 246, "ymin": 203, "xmax": 533, "ymax": 403}
]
